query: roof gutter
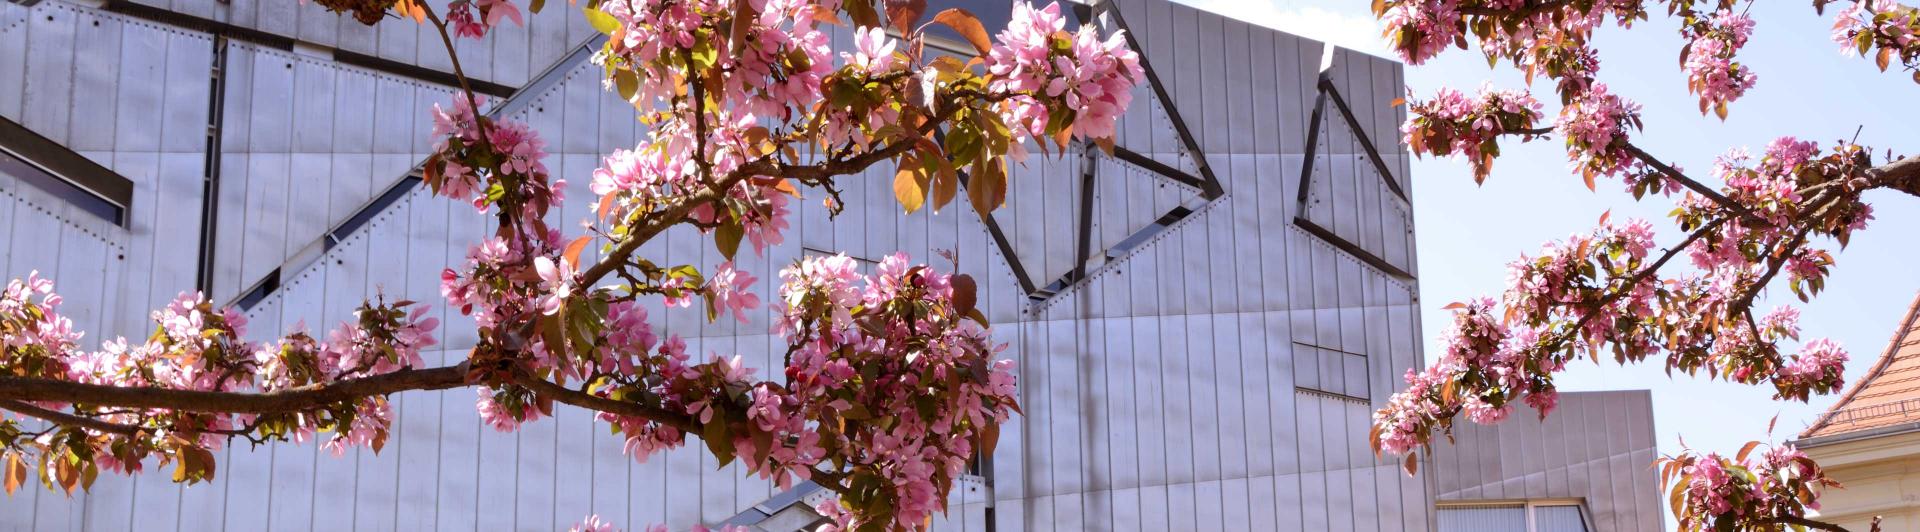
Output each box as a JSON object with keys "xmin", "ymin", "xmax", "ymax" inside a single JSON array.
[{"xmin": 1792, "ymin": 420, "xmax": 1920, "ymax": 449}]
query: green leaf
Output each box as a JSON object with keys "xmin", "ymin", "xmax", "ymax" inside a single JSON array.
[
  {"xmin": 714, "ymin": 222, "xmax": 744, "ymax": 262},
  {"xmin": 614, "ymin": 69, "xmax": 640, "ymax": 102},
  {"xmin": 529, "ymin": 0, "xmax": 544, "ymax": 14},
  {"xmin": 841, "ymin": 401, "xmax": 874, "ymax": 420},
  {"xmin": 690, "ymin": 40, "xmax": 719, "ymax": 71},
  {"xmin": 703, "ymin": 419, "xmax": 736, "ymax": 467},
  {"xmin": 584, "ymin": 7, "xmax": 621, "ymax": 36}
]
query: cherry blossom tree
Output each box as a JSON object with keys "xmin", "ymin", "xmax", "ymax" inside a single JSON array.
[
  {"xmin": 0, "ymin": 1, "xmax": 1143, "ymax": 529},
  {"xmin": 1366, "ymin": 1, "xmax": 1919, "ymax": 531}
]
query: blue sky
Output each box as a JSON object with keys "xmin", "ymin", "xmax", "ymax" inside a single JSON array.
[{"xmin": 1175, "ymin": 0, "xmax": 1920, "ymax": 492}]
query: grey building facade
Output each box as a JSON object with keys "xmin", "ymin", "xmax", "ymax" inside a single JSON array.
[{"xmin": 0, "ymin": 0, "xmax": 1657, "ymax": 529}]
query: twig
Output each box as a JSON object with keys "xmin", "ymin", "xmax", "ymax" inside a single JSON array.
[
  {"xmin": 0, "ymin": 400, "xmax": 141, "ymax": 436},
  {"xmin": 1624, "ymin": 143, "xmax": 1763, "ymax": 223}
]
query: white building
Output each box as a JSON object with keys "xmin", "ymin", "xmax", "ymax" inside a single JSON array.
[{"xmin": 0, "ymin": 0, "xmax": 1658, "ymax": 529}]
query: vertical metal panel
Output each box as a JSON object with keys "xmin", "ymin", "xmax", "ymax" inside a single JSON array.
[
  {"xmin": 1433, "ymin": 391, "xmax": 1661, "ymax": 532},
  {"xmin": 0, "ymin": 5, "xmax": 27, "ymax": 120},
  {"xmin": 22, "ymin": 5, "xmax": 76, "ymax": 144}
]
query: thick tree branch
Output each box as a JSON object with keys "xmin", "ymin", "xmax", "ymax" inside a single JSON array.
[
  {"xmin": 1868, "ymin": 155, "xmax": 1920, "ymax": 197},
  {"xmin": 0, "ymin": 363, "xmax": 470, "ymax": 414}
]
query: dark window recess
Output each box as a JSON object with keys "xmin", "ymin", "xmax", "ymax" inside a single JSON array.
[
  {"xmin": 1292, "ymin": 341, "xmax": 1370, "ymax": 402},
  {"xmin": 0, "ymin": 118, "xmax": 134, "ymax": 226},
  {"xmin": 1004, "ymin": 1, "xmax": 1224, "ymax": 305}
]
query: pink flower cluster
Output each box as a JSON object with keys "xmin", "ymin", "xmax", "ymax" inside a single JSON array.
[
  {"xmin": 1555, "ymin": 83, "xmax": 1643, "ymax": 180},
  {"xmin": 1377, "ymin": 0, "xmax": 1635, "ymax": 75},
  {"xmin": 1372, "ymin": 213, "xmax": 1856, "ymax": 459},
  {"xmin": 598, "ymin": 0, "xmax": 833, "ymax": 120},
  {"xmin": 444, "ymin": 0, "xmax": 523, "ymax": 40},
  {"xmin": 1683, "ymin": 10, "xmax": 1758, "ymax": 116},
  {"xmin": 1775, "ymin": 338, "xmax": 1849, "ymax": 401},
  {"xmin": 1665, "ymin": 443, "xmax": 1838, "ymax": 531},
  {"xmin": 1832, "ymin": 0, "xmax": 1919, "ymax": 63},
  {"xmin": 2, "ymin": 273, "xmax": 438, "ymax": 481},
  {"xmin": 428, "ymin": 96, "xmax": 557, "ymax": 220},
  {"xmin": 772, "ymin": 253, "xmax": 1019, "ymax": 529},
  {"xmin": 987, "ymin": 2, "xmax": 1144, "ymax": 159},
  {"xmin": 1401, "ymin": 83, "xmax": 1544, "ymax": 181},
  {"xmin": 1376, "ymin": 0, "xmax": 1465, "ymax": 65}
]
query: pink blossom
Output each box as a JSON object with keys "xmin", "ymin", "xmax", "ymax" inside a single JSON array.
[
  {"xmin": 476, "ymin": 387, "xmax": 535, "ymax": 432},
  {"xmin": 570, "ymin": 514, "xmax": 617, "ymax": 532},
  {"xmin": 1683, "ymin": 10, "xmax": 1758, "ymax": 114},
  {"xmin": 1556, "ymin": 83, "xmax": 1642, "ymax": 180},
  {"xmin": 987, "ymin": 2, "xmax": 1143, "ymax": 152},
  {"xmin": 845, "ymin": 26, "xmax": 898, "ymax": 73},
  {"xmin": 533, "ymin": 256, "xmax": 574, "ymax": 315}
]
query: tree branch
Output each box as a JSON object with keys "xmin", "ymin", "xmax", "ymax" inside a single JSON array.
[
  {"xmin": 1728, "ymin": 226, "xmax": 1811, "ymax": 317},
  {"xmin": 0, "ymin": 400, "xmax": 140, "ymax": 436},
  {"xmin": 0, "ymin": 363, "xmax": 471, "ymax": 414},
  {"xmin": 1766, "ymin": 515, "xmax": 1852, "ymax": 532},
  {"xmin": 1559, "ymin": 216, "xmax": 1728, "ymax": 343},
  {"xmin": 1624, "ymin": 143, "xmax": 1763, "ymax": 223},
  {"xmin": 1867, "ymin": 154, "xmax": 1920, "ymax": 197},
  {"xmin": 419, "ymin": 4, "xmax": 487, "ymax": 128},
  {"xmin": 509, "ymin": 371, "xmax": 694, "ymax": 431},
  {"xmin": 577, "ymin": 108, "xmax": 946, "ymax": 288},
  {"xmin": 1457, "ymin": 0, "xmax": 1574, "ymax": 18}
]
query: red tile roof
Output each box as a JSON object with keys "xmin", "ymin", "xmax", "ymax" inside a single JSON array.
[{"xmin": 1801, "ymin": 291, "xmax": 1920, "ymax": 439}]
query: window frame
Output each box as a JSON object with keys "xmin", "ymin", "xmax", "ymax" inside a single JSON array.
[
  {"xmin": 0, "ymin": 117, "xmax": 135, "ymax": 227},
  {"xmin": 1436, "ymin": 499, "xmax": 1595, "ymax": 532}
]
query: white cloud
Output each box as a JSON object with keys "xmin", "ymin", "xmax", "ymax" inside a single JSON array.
[{"xmin": 1172, "ymin": 0, "xmax": 1393, "ymax": 60}]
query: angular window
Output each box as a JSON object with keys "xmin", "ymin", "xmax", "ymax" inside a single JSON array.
[
  {"xmin": 1, "ymin": 118, "xmax": 133, "ymax": 227},
  {"xmin": 1292, "ymin": 342, "xmax": 1368, "ymax": 402}
]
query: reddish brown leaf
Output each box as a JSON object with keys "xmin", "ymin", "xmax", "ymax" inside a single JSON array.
[
  {"xmin": 885, "ymin": 0, "xmax": 926, "ymax": 34},
  {"xmin": 976, "ymin": 419, "xmax": 1001, "ymax": 461},
  {"xmin": 931, "ymin": 161, "xmax": 959, "ymax": 212},
  {"xmin": 1441, "ymin": 302, "xmax": 1467, "ymax": 310},
  {"xmin": 929, "ymin": 8, "xmax": 993, "ymax": 56},
  {"xmin": 55, "ymin": 454, "xmax": 76, "ymax": 494},
  {"xmin": 563, "ymin": 236, "xmax": 593, "ymax": 270},
  {"xmin": 3, "ymin": 453, "xmax": 23, "ymax": 496},
  {"xmin": 728, "ymin": 0, "xmax": 757, "ymax": 60},
  {"xmin": 951, "ymin": 274, "xmax": 978, "ymax": 317},
  {"xmin": 1736, "ymin": 440, "xmax": 1760, "ymax": 463},
  {"xmin": 596, "ymin": 192, "xmax": 618, "ymax": 222}
]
